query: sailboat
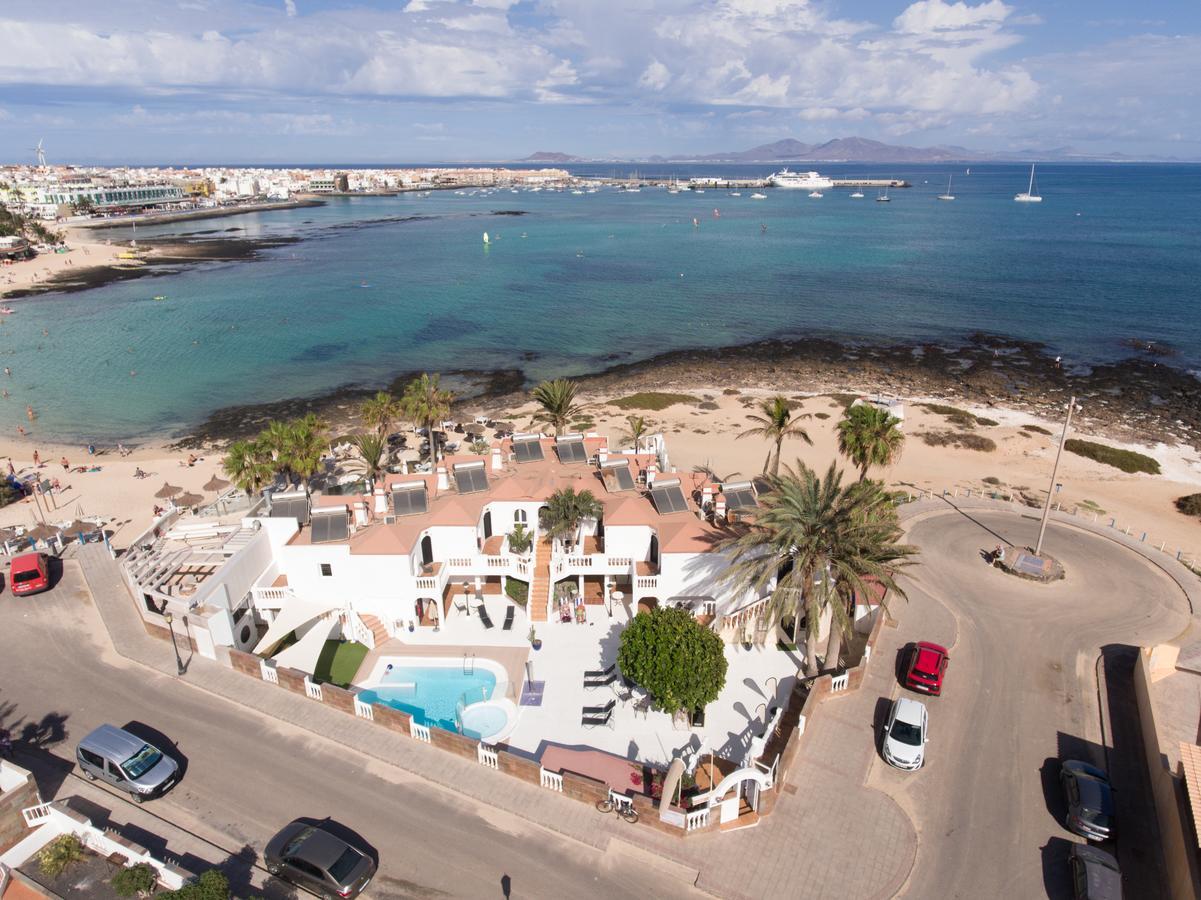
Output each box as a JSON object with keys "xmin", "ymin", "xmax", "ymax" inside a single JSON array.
[
  {"xmin": 1014, "ymin": 164, "xmax": 1042, "ymax": 203},
  {"xmin": 938, "ymin": 175, "xmax": 955, "ymax": 201},
  {"xmin": 876, "ymin": 185, "xmax": 891, "ymax": 202},
  {"xmin": 482, "ymin": 232, "xmax": 490, "ymax": 245},
  {"xmin": 850, "ymin": 190, "xmax": 865, "ymax": 199}
]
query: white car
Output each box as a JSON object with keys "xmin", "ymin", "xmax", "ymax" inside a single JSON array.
[{"xmin": 882, "ymin": 697, "xmax": 928, "ymax": 770}]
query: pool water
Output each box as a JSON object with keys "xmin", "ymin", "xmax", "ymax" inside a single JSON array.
[
  {"xmin": 357, "ymin": 664, "xmax": 497, "ymax": 732},
  {"xmin": 459, "ymin": 704, "xmax": 510, "ymax": 741}
]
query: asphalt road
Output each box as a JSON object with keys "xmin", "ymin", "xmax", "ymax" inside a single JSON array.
[
  {"xmin": 0, "ymin": 569, "xmax": 703, "ymax": 900},
  {"xmin": 878, "ymin": 508, "xmax": 1190, "ymax": 899}
]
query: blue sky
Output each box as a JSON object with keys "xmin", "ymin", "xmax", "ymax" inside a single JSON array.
[{"xmin": 0, "ymin": 0, "xmax": 1198, "ymax": 163}]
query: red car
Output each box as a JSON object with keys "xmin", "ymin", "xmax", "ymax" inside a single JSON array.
[
  {"xmin": 9, "ymin": 552, "xmax": 50, "ymax": 596},
  {"xmin": 904, "ymin": 641, "xmax": 949, "ymax": 695}
]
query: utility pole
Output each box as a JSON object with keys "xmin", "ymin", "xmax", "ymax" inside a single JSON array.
[{"xmin": 1035, "ymin": 396, "xmax": 1080, "ymax": 557}]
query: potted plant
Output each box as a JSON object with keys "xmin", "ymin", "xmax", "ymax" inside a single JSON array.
[
  {"xmin": 528, "ymin": 626, "xmax": 542, "ymax": 651},
  {"xmin": 507, "ymin": 522, "xmax": 533, "ymax": 556}
]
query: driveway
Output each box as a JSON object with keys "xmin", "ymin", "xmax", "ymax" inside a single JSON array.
[
  {"xmin": 877, "ymin": 506, "xmax": 1191, "ymax": 899},
  {"xmin": 0, "ymin": 562, "xmax": 707, "ymax": 900}
]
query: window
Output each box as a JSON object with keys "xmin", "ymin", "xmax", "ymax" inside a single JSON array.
[
  {"xmin": 79, "ymin": 748, "xmax": 105, "ymax": 768},
  {"xmin": 701, "ymin": 599, "xmax": 717, "ymax": 617},
  {"xmin": 121, "ymin": 744, "xmax": 163, "ymax": 779},
  {"xmin": 320, "ymin": 563, "xmax": 333, "ymax": 577},
  {"xmin": 514, "ymin": 509, "xmax": 528, "ymax": 526}
]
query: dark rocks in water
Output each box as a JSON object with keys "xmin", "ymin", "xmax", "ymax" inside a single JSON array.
[
  {"xmin": 1121, "ymin": 337, "xmax": 1177, "ymax": 357},
  {"xmin": 519, "ymin": 351, "xmax": 541, "ymax": 362},
  {"xmin": 489, "ymin": 210, "xmax": 528, "ymax": 216}
]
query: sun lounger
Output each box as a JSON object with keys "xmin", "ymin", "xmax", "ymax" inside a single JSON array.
[
  {"xmin": 583, "ymin": 663, "xmax": 615, "ymax": 679},
  {"xmin": 477, "ymin": 605, "xmax": 494, "ymax": 629},
  {"xmin": 582, "ymin": 705, "xmax": 615, "ymax": 728},
  {"xmin": 584, "ymin": 672, "xmax": 616, "ymax": 689},
  {"xmin": 502, "ymin": 606, "xmax": 515, "ymax": 630},
  {"xmin": 582, "ymin": 699, "xmax": 615, "ymax": 716}
]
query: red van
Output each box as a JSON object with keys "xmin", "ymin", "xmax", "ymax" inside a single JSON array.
[{"xmin": 9, "ymin": 552, "xmax": 50, "ymax": 595}]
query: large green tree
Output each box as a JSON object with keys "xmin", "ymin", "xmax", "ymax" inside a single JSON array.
[
  {"xmin": 718, "ymin": 461, "xmax": 917, "ymax": 676},
  {"xmin": 531, "ymin": 378, "xmax": 581, "ymax": 436},
  {"xmin": 539, "ymin": 487, "xmax": 602, "ymax": 547},
  {"xmin": 618, "ymin": 606, "xmax": 728, "ymax": 715},
  {"xmin": 402, "ymin": 373, "xmax": 454, "ymax": 462},
  {"xmin": 837, "ymin": 403, "xmax": 905, "ymax": 481},
  {"xmin": 359, "ymin": 390, "xmax": 404, "ymax": 438},
  {"xmin": 288, "ymin": 413, "xmax": 328, "ymax": 487},
  {"xmin": 738, "ymin": 396, "xmax": 812, "ymax": 477},
  {"xmin": 222, "ymin": 439, "xmax": 274, "ymax": 494}
]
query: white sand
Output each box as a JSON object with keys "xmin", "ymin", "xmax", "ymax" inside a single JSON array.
[{"xmin": 1, "ymin": 229, "xmax": 125, "ymax": 299}]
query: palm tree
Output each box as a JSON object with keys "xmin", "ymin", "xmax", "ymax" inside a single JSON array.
[
  {"xmin": 348, "ymin": 433, "xmax": 389, "ymax": 485},
  {"xmin": 288, "ymin": 414, "xmax": 328, "ymax": 488},
  {"xmin": 360, "ymin": 391, "xmax": 403, "ymax": 438},
  {"xmin": 531, "ymin": 379, "xmax": 581, "ymax": 436},
  {"xmin": 222, "ymin": 439, "xmax": 274, "ymax": 495},
  {"xmin": 837, "ymin": 403, "xmax": 904, "ymax": 481},
  {"xmin": 622, "ymin": 415, "xmax": 649, "ymax": 451},
  {"xmin": 737, "ymin": 396, "xmax": 812, "ymax": 477},
  {"xmin": 468, "ymin": 438, "xmax": 490, "ymax": 455},
  {"xmin": 259, "ymin": 419, "xmax": 296, "ymax": 485},
  {"xmin": 539, "ymin": 487, "xmax": 603, "ymax": 549},
  {"xmin": 402, "ymin": 373, "xmax": 454, "ymax": 463},
  {"xmin": 717, "ymin": 461, "xmax": 916, "ymax": 676}
]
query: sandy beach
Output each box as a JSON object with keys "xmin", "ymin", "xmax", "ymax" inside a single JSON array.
[
  {"xmin": 0, "ymin": 230, "xmax": 125, "ymax": 299},
  {"xmin": 2, "ymin": 379, "xmax": 1198, "ymax": 564}
]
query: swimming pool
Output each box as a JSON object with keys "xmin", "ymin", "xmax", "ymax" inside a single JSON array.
[{"xmin": 357, "ymin": 657, "xmax": 517, "ymax": 740}]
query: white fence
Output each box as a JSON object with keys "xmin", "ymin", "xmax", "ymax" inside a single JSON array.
[
  {"xmin": 539, "ymin": 768, "xmax": 563, "ymax": 792},
  {"xmin": 353, "ymin": 696, "xmax": 374, "ymax": 720},
  {"xmin": 685, "ymin": 807, "xmax": 710, "ymax": 832},
  {"xmin": 21, "ymin": 804, "xmax": 51, "ymax": 827},
  {"xmin": 259, "ymin": 659, "xmax": 278, "ymax": 684},
  {"xmin": 830, "ymin": 672, "xmax": 849, "ymax": 692},
  {"xmin": 303, "ymin": 677, "xmax": 323, "ymax": 701},
  {"xmin": 478, "ymin": 744, "xmax": 498, "ymax": 770},
  {"xmin": 410, "ymin": 721, "xmax": 431, "ymax": 743},
  {"xmin": 344, "ymin": 607, "xmax": 375, "ymax": 650}
]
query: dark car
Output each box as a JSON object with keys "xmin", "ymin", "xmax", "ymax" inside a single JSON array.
[
  {"xmin": 1070, "ymin": 843, "xmax": 1122, "ymax": 899},
  {"xmin": 1061, "ymin": 760, "xmax": 1115, "ymax": 841},
  {"xmin": 904, "ymin": 641, "xmax": 949, "ymax": 695},
  {"xmin": 264, "ymin": 821, "xmax": 375, "ymax": 900}
]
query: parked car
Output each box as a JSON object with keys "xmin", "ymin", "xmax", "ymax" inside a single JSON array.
[
  {"xmin": 76, "ymin": 724, "xmax": 179, "ymax": 802},
  {"xmin": 904, "ymin": 641, "xmax": 949, "ymax": 695},
  {"xmin": 1069, "ymin": 843, "xmax": 1122, "ymax": 899},
  {"xmin": 881, "ymin": 697, "xmax": 928, "ymax": 770},
  {"xmin": 8, "ymin": 552, "xmax": 50, "ymax": 596},
  {"xmin": 264, "ymin": 820, "xmax": 376, "ymax": 900},
  {"xmin": 1061, "ymin": 760, "xmax": 1115, "ymax": 840}
]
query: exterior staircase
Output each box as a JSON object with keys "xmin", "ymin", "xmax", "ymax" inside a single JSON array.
[
  {"xmin": 358, "ymin": 613, "xmax": 390, "ymax": 647},
  {"xmin": 530, "ymin": 537, "xmax": 552, "ymax": 622}
]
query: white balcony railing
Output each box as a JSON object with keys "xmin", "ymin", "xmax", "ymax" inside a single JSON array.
[
  {"xmin": 251, "ymin": 586, "xmax": 297, "ymax": 607},
  {"xmin": 685, "ymin": 807, "xmax": 710, "ymax": 831},
  {"xmin": 410, "ymin": 721, "xmax": 432, "ymax": 743},
  {"xmin": 552, "ymin": 554, "xmax": 635, "ymax": 577},
  {"xmin": 478, "ymin": 744, "xmax": 498, "ymax": 770},
  {"xmin": 539, "ymin": 768, "xmax": 563, "ymax": 792}
]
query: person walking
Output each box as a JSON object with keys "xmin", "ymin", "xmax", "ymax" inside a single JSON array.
[
  {"xmin": 60, "ymin": 456, "xmax": 69, "ymax": 472},
  {"xmin": 32, "ymin": 449, "xmax": 40, "ymax": 467}
]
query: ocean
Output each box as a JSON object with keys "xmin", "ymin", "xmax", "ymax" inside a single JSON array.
[{"xmin": 4, "ymin": 163, "xmax": 1200, "ymax": 443}]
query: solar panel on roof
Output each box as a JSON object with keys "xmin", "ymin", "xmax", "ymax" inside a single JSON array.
[
  {"xmin": 513, "ymin": 438, "xmax": 545, "ymax": 462},
  {"xmin": 310, "ymin": 510, "xmax": 348, "ymax": 543},
  {"xmin": 391, "ymin": 483, "xmax": 428, "ymax": 516},
  {"xmin": 555, "ymin": 438, "xmax": 588, "ymax": 464},
  {"xmin": 613, "ymin": 466, "xmax": 635, "ymax": 491},
  {"xmin": 269, "ymin": 496, "xmax": 311, "ymax": 524},
  {"xmin": 649, "ymin": 478, "xmax": 689, "ymax": 514},
  {"xmin": 723, "ymin": 481, "xmax": 758, "ymax": 510},
  {"xmin": 601, "ymin": 460, "xmax": 636, "ymax": 492},
  {"xmin": 454, "ymin": 462, "xmax": 488, "ymax": 493}
]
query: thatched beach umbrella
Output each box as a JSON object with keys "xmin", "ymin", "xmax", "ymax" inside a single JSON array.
[
  {"xmin": 202, "ymin": 474, "xmax": 230, "ymax": 494},
  {"xmin": 155, "ymin": 482, "xmax": 182, "ymax": 500},
  {"xmin": 24, "ymin": 522, "xmax": 61, "ymax": 543},
  {"xmin": 175, "ymin": 491, "xmax": 204, "ymax": 509}
]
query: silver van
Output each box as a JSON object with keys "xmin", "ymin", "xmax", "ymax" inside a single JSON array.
[{"xmin": 76, "ymin": 724, "xmax": 179, "ymax": 802}]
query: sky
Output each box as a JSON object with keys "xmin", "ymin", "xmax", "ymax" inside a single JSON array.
[{"xmin": 0, "ymin": 0, "xmax": 1198, "ymax": 163}]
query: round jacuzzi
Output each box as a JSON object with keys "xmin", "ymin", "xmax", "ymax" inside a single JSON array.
[{"xmin": 458, "ymin": 699, "xmax": 519, "ymax": 742}]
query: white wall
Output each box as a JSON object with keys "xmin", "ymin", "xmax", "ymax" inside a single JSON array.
[{"xmin": 604, "ymin": 525, "xmax": 652, "ymax": 561}]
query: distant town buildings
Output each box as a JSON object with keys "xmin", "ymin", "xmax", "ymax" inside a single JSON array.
[{"xmin": 0, "ymin": 163, "xmax": 573, "ymax": 221}]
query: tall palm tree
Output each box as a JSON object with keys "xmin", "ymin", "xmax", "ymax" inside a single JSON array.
[
  {"xmin": 259, "ymin": 419, "xmax": 296, "ymax": 485},
  {"xmin": 622, "ymin": 415, "xmax": 649, "ymax": 452},
  {"xmin": 359, "ymin": 390, "xmax": 403, "ymax": 438},
  {"xmin": 539, "ymin": 487, "xmax": 602, "ymax": 548},
  {"xmin": 717, "ymin": 461, "xmax": 916, "ymax": 676},
  {"xmin": 737, "ymin": 396, "xmax": 812, "ymax": 477},
  {"xmin": 348, "ymin": 433, "xmax": 389, "ymax": 485},
  {"xmin": 222, "ymin": 439, "xmax": 274, "ymax": 495},
  {"xmin": 531, "ymin": 379, "xmax": 581, "ymax": 436},
  {"xmin": 402, "ymin": 373, "xmax": 454, "ymax": 463},
  {"xmin": 837, "ymin": 403, "xmax": 904, "ymax": 481},
  {"xmin": 288, "ymin": 414, "xmax": 328, "ymax": 488}
]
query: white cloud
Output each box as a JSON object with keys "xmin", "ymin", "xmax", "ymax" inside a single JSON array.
[
  {"xmin": 893, "ymin": 0, "xmax": 1010, "ymax": 35},
  {"xmin": 283, "ymin": 0, "xmax": 297, "ymax": 18},
  {"xmin": 638, "ymin": 60, "xmax": 670, "ymax": 91}
]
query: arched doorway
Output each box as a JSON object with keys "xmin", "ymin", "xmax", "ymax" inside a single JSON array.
[
  {"xmin": 483, "ymin": 511, "xmax": 493, "ymax": 539},
  {"xmin": 420, "ymin": 534, "xmax": 433, "ymax": 568},
  {"xmin": 638, "ymin": 596, "xmax": 659, "ymax": 615},
  {"xmin": 649, "ymin": 534, "xmax": 660, "ymax": 568}
]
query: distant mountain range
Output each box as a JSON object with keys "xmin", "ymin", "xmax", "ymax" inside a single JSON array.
[{"xmin": 520, "ymin": 137, "xmax": 1192, "ymax": 164}]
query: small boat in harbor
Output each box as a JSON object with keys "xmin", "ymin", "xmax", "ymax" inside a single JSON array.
[
  {"xmin": 730, "ymin": 191, "xmax": 741, "ymax": 197},
  {"xmin": 850, "ymin": 190, "xmax": 865, "ymax": 199},
  {"xmin": 808, "ymin": 191, "xmax": 823, "ymax": 199},
  {"xmin": 483, "ymin": 232, "xmax": 490, "ymax": 245},
  {"xmin": 876, "ymin": 187, "xmax": 891, "ymax": 202},
  {"xmin": 1014, "ymin": 164, "xmax": 1042, "ymax": 203},
  {"xmin": 938, "ymin": 175, "xmax": 955, "ymax": 201},
  {"xmin": 153, "ymin": 295, "xmax": 167, "ymax": 301},
  {"xmin": 750, "ymin": 192, "xmax": 767, "ymax": 200},
  {"xmin": 0, "ymin": 307, "xmax": 15, "ymax": 315}
]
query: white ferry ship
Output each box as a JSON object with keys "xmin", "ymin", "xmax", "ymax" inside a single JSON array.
[{"xmin": 767, "ymin": 168, "xmax": 834, "ymax": 190}]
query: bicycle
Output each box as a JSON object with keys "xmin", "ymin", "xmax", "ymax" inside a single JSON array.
[{"xmin": 596, "ymin": 793, "xmax": 639, "ymax": 823}]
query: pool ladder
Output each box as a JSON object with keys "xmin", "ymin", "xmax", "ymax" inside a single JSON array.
[{"xmin": 463, "ymin": 652, "xmax": 476, "ymax": 675}]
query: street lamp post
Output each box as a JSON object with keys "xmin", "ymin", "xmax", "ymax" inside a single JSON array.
[
  {"xmin": 1034, "ymin": 396, "xmax": 1081, "ymax": 557},
  {"xmin": 164, "ymin": 611, "xmax": 185, "ymax": 676}
]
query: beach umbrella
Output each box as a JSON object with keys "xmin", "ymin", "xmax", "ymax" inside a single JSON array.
[
  {"xmin": 202, "ymin": 474, "xmax": 230, "ymax": 494},
  {"xmin": 175, "ymin": 491, "xmax": 204, "ymax": 508},
  {"xmin": 24, "ymin": 523, "xmax": 61, "ymax": 542},
  {"xmin": 154, "ymin": 482, "xmax": 182, "ymax": 500}
]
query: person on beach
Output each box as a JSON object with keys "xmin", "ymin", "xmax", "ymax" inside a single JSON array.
[
  {"xmin": 26, "ymin": 406, "xmax": 35, "ymax": 421},
  {"xmin": 32, "ymin": 450, "xmax": 39, "ymax": 466},
  {"xmin": 60, "ymin": 456, "xmax": 69, "ymax": 471},
  {"xmin": 16, "ymin": 426, "xmax": 25, "ymax": 436},
  {"xmin": 87, "ymin": 443, "xmax": 95, "ymax": 456},
  {"xmin": 3, "ymin": 367, "xmax": 9, "ymax": 377},
  {"xmin": 134, "ymin": 467, "xmax": 147, "ymax": 479}
]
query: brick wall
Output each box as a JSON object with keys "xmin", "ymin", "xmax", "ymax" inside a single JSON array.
[
  {"xmin": 430, "ymin": 727, "xmax": 478, "ymax": 761},
  {"xmin": 228, "ymin": 648, "xmax": 262, "ymax": 677},
  {"xmin": 371, "ymin": 704, "xmax": 412, "ymax": 735},
  {"xmin": 141, "ymin": 617, "xmax": 199, "ymax": 653},
  {"xmin": 0, "ymin": 766, "xmax": 41, "ymax": 854},
  {"xmin": 321, "ymin": 684, "xmax": 356, "ymax": 715},
  {"xmin": 496, "ymin": 750, "xmax": 541, "ymax": 785}
]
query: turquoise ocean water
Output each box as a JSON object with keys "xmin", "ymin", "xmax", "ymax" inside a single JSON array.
[{"xmin": 4, "ymin": 163, "xmax": 1199, "ymax": 442}]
